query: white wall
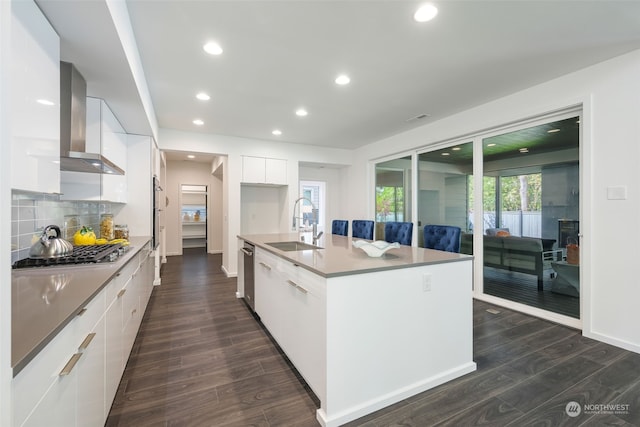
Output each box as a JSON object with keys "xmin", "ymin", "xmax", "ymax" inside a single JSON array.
[
  {"xmin": 165, "ymin": 159, "xmax": 220, "ymax": 256},
  {"xmin": 348, "ymin": 49, "xmax": 640, "ymax": 353},
  {"xmin": 1, "ymin": 2, "xmax": 13, "ymax": 423}
]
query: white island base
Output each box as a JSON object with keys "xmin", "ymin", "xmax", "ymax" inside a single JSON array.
[{"xmin": 250, "ymin": 241, "xmax": 476, "ymax": 427}]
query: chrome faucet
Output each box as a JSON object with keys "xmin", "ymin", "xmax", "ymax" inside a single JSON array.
[{"xmin": 292, "ymin": 196, "xmax": 323, "ymax": 245}]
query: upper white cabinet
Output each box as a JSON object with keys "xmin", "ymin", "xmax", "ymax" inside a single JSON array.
[
  {"xmin": 10, "ymin": 0, "xmax": 61, "ymax": 194},
  {"xmin": 241, "ymin": 156, "xmax": 287, "ymax": 185},
  {"xmin": 60, "ymin": 98, "xmax": 128, "ymax": 202}
]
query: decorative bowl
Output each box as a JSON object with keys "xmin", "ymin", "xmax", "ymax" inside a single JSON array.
[{"xmin": 352, "ymin": 240, "xmax": 400, "ymax": 257}]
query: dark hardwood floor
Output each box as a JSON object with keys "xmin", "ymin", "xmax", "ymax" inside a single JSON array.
[{"xmin": 106, "ymin": 249, "xmax": 640, "ymax": 426}]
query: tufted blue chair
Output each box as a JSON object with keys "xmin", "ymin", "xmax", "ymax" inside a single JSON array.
[
  {"xmin": 352, "ymin": 220, "xmax": 374, "ymax": 240},
  {"xmin": 331, "ymin": 220, "xmax": 349, "ymax": 236},
  {"xmin": 423, "ymin": 225, "xmax": 462, "ymax": 253},
  {"xmin": 384, "ymin": 222, "xmax": 413, "ymax": 246}
]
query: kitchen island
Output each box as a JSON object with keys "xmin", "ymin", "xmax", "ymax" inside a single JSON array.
[{"xmin": 238, "ymin": 233, "xmax": 476, "ymax": 427}]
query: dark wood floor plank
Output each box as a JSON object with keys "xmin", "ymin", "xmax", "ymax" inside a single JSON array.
[
  {"xmin": 106, "ymin": 249, "xmax": 640, "ymax": 427},
  {"xmin": 432, "ymin": 396, "xmax": 524, "ymax": 426}
]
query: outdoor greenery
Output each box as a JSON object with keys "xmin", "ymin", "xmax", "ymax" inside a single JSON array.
[
  {"xmin": 469, "ymin": 173, "xmax": 542, "ymax": 211},
  {"xmin": 376, "ymin": 186, "xmax": 404, "ymax": 221}
]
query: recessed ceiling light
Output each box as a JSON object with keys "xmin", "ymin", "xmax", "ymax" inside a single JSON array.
[
  {"xmin": 487, "ymin": 143, "xmax": 496, "ymax": 147},
  {"xmin": 335, "ymin": 74, "xmax": 350, "ymax": 85},
  {"xmin": 203, "ymin": 41, "xmax": 223, "ymax": 55},
  {"xmin": 193, "ymin": 119, "xmax": 204, "ymax": 126},
  {"xmin": 187, "ymin": 155, "xmax": 195, "ymax": 159},
  {"xmin": 519, "ymin": 148, "xmax": 529, "ymax": 153},
  {"xmin": 547, "ymin": 128, "xmax": 561, "ymax": 133},
  {"xmin": 441, "ymin": 152, "xmax": 450, "ymax": 156},
  {"xmin": 272, "ymin": 129, "xmax": 282, "ymax": 136},
  {"xmin": 452, "ymin": 147, "xmax": 461, "ymax": 151},
  {"xmin": 295, "ymin": 108, "xmax": 308, "ymax": 117},
  {"xmin": 414, "ymin": 3, "xmax": 438, "ymax": 22},
  {"xmin": 37, "ymin": 99, "xmax": 55, "ymax": 106},
  {"xmin": 196, "ymin": 92, "xmax": 210, "ymax": 101}
]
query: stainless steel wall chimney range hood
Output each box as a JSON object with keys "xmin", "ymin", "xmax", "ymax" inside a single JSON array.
[{"xmin": 59, "ymin": 62, "xmax": 124, "ymax": 175}]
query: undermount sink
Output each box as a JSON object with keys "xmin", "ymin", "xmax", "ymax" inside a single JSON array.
[{"xmin": 266, "ymin": 241, "xmax": 323, "ymax": 251}]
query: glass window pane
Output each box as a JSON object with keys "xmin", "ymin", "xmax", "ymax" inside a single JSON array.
[
  {"xmin": 482, "ymin": 116, "xmax": 580, "ymax": 319},
  {"xmin": 417, "ymin": 142, "xmax": 473, "ymax": 250}
]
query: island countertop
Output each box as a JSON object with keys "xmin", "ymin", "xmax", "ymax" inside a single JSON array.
[
  {"xmin": 238, "ymin": 233, "xmax": 472, "ymax": 278},
  {"xmin": 11, "ymin": 236, "xmax": 151, "ymax": 376}
]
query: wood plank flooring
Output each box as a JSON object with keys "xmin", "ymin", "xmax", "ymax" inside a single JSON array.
[{"xmin": 106, "ymin": 248, "xmax": 640, "ymax": 426}]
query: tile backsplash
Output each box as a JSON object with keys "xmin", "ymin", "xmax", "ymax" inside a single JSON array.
[{"xmin": 11, "ymin": 190, "xmax": 120, "ymax": 264}]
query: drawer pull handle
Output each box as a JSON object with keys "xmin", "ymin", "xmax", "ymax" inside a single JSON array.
[
  {"xmin": 131, "ymin": 308, "xmax": 137, "ymax": 316},
  {"xmin": 79, "ymin": 333, "xmax": 96, "ymax": 350},
  {"xmin": 77, "ymin": 308, "xmax": 87, "ymax": 317},
  {"xmin": 59, "ymin": 353, "xmax": 82, "ymax": 376},
  {"xmin": 287, "ymin": 280, "xmax": 308, "ymax": 294},
  {"xmin": 259, "ymin": 262, "xmax": 272, "ymax": 270},
  {"xmin": 117, "ymin": 289, "xmax": 126, "ymax": 298}
]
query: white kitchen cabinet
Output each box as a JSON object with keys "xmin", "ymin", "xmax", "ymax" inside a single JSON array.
[
  {"xmin": 277, "ymin": 261, "xmax": 325, "ymax": 393},
  {"xmin": 21, "ymin": 368, "xmax": 77, "ymax": 427},
  {"xmin": 254, "ymin": 249, "xmax": 286, "ymax": 342},
  {"xmin": 241, "ymin": 156, "xmax": 287, "ymax": 185},
  {"xmin": 13, "ymin": 244, "xmax": 154, "ymax": 427},
  {"xmin": 10, "ymin": 0, "xmax": 60, "ymax": 194},
  {"xmin": 76, "ymin": 316, "xmax": 106, "ymax": 427},
  {"xmin": 104, "ymin": 283, "xmax": 125, "ymax": 415},
  {"xmin": 253, "ymin": 248, "xmax": 325, "ymax": 395},
  {"xmin": 13, "ymin": 285, "xmax": 106, "ymax": 427}
]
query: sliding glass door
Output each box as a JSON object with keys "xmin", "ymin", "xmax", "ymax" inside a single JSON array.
[
  {"xmin": 416, "ymin": 142, "xmax": 473, "ymax": 248},
  {"xmin": 482, "ymin": 115, "xmax": 580, "ymax": 319},
  {"xmin": 375, "ymin": 156, "xmax": 412, "ymax": 240}
]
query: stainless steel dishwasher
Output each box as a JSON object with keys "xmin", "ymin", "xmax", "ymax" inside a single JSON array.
[{"xmin": 241, "ymin": 242, "xmax": 255, "ymax": 312}]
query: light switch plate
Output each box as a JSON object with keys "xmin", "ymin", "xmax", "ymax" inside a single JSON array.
[{"xmin": 607, "ymin": 186, "xmax": 627, "ymax": 200}]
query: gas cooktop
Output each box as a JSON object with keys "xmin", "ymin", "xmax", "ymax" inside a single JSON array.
[{"xmin": 13, "ymin": 243, "xmax": 125, "ymax": 269}]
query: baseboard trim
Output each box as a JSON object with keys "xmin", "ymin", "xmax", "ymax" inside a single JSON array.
[{"xmin": 316, "ymin": 362, "xmax": 477, "ymax": 427}]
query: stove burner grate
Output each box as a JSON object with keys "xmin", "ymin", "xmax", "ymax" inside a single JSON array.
[{"xmin": 13, "ymin": 244, "xmax": 124, "ymax": 269}]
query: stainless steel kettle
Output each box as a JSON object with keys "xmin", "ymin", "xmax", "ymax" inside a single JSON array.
[{"xmin": 29, "ymin": 225, "xmax": 74, "ymax": 259}]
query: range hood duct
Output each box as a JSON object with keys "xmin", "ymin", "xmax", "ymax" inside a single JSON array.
[{"xmin": 59, "ymin": 62, "xmax": 124, "ymax": 175}]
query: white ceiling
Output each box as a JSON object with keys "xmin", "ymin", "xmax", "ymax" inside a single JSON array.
[{"xmin": 37, "ymin": 0, "xmax": 640, "ymax": 150}]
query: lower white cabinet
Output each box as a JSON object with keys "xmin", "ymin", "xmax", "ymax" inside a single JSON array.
[
  {"xmin": 254, "ymin": 248, "xmax": 325, "ymax": 395},
  {"xmin": 13, "ymin": 244, "xmax": 154, "ymax": 427},
  {"xmin": 21, "ymin": 368, "xmax": 77, "ymax": 427},
  {"xmin": 76, "ymin": 316, "xmax": 106, "ymax": 427}
]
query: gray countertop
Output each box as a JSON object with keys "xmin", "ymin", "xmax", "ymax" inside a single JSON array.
[
  {"xmin": 11, "ymin": 236, "xmax": 151, "ymax": 376},
  {"xmin": 238, "ymin": 233, "xmax": 472, "ymax": 278}
]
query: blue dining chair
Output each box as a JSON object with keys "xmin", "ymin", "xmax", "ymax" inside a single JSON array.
[
  {"xmin": 384, "ymin": 222, "xmax": 413, "ymax": 246},
  {"xmin": 331, "ymin": 220, "xmax": 349, "ymax": 236},
  {"xmin": 423, "ymin": 224, "xmax": 462, "ymax": 253},
  {"xmin": 352, "ymin": 220, "xmax": 374, "ymax": 240}
]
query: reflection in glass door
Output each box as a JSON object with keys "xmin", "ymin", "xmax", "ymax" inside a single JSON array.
[
  {"xmin": 375, "ymin": 156, "xmax": 412, "ymax": 241},
  {"xmin": 417, "ymin": 142, "xmax": 473, "ymax": 249},
  {"xmin": 482, "ymin": 116, "xmax": 580, "ymax": 319}
]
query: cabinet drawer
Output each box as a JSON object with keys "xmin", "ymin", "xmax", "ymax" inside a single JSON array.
[
  {"xmin": 13, "ymin": 286, "xmax": 106, "ymax": 426},
  {"xmin": 13, "ymin": 318, "xmax": 78, "ymax": 426},
  {"xmin": 106, "ymin": 254, "xmax": 139, "ymax": 303}
]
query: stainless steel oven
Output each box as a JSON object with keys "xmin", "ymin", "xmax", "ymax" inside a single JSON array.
[{"xmin": 153, "ymin": 176, "xmax": 161, "ymax": 249}]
